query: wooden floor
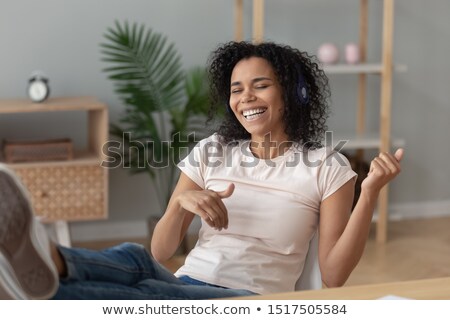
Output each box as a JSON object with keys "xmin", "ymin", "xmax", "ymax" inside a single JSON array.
[
  {"xmin": 346, "ymin": 216, "xmax": 450, "ymax": 286},
  {"xmin": 73, "ymin": 217, "xmax": 450, "ymax": 287}
]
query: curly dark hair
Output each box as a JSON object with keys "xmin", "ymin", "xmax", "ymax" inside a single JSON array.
[{"xmin": 207, "ymin": 41, "xmax": 330, "ymax": 148}]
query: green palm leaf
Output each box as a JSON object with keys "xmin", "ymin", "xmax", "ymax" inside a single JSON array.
[
  {"xmin": 101, "ymin": 21, "xmax": 184, "ymax": 115},
  {"xmin": 101, "ymin": 21, "xmax": 220, "ymax": 211}
]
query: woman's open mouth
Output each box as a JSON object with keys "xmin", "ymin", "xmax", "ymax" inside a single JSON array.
[{"xmin": 242, "ymin": 107, "xmax": 267, "ymax": 121}]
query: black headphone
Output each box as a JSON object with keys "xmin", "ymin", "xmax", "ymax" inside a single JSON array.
[{"xmin": 296, "ymin": 67, "xmax": 309, "ymax": 106}]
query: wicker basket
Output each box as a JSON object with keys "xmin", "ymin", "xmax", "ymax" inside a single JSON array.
[
  {"xmin": 13, "ymin": 165, "xmax": 106, "ymax": 221},
  {"xmin": 3, "ymin": 138, "xmax": 73, "ymax": 163}
]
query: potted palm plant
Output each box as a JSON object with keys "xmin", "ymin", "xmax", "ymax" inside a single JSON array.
[{"xmin": 100, "ymin": 21, "xmax": 217, "ymax": 220}]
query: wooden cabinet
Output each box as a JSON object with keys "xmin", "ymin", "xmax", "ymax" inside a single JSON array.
[
  {"xmin": 233, "ymin": 0, "xmax": 405, "ymax": 243},
  {"xmin": 0, "ymin": 96, "xmax": 109, "ymax": 245}
]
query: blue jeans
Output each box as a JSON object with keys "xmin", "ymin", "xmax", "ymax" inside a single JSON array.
[{"xmin": 52, "ymin": 242, "xmax": 256, "ymax": 300}]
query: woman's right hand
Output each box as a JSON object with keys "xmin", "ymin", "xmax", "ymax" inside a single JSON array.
[{"xmin": 176, "ymin": 183, "xmax": 235, "ymax": 231}]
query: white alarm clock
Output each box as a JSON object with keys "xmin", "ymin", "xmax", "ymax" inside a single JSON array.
[{"xmin": 28, "ymin": 72, "xmax": 50, "ymax": 103}]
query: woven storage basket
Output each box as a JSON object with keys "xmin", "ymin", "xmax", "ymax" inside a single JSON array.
[
  {"xmin": 13, "ymin": 165, "xmax": 106, "ymax": 222},
  {"xmin": 3, "ymin": 138, "xmax": 73, "ymax": 163}
]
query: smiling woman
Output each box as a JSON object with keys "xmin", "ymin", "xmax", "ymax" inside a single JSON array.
[
  {"xmin": 208, "ymin": 41, "xmax": 330, "ymax": 152},
  {"xmin": 0, "ymin": 41, "xmax": 402, "ymax": 300}
]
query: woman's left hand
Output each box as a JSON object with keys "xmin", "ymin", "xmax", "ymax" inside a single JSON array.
[{"xmin": 361, "ymin": 148, "xmax": 404, "ymax": 194}]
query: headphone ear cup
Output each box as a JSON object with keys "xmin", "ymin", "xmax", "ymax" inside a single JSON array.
[{"xmin": 296, "ymin": 75, "xmax": 309, "ymax": 105}]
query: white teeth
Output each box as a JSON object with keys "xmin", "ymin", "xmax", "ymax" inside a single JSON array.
[{"xmin": 243, "ymin": 108, "xmax": 266, "ymax": 118}]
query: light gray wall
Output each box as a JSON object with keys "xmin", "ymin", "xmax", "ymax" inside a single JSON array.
[{"xmin": 1, "ymin": 0, "xmax": 449, "ymax": 229}]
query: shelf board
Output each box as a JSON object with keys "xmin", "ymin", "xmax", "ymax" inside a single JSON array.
[
  {"xmin": 1, "ymin": 150, "xmax": 102, "ymax": 169},
  {"xmin": 323, "ymin": 63, "xmax": 407, "ymax": 74},
  {"xmin": 330, "ymin": 133, "xmax": 405, "ymax": 150},
  {"xmin": 0, "ymin": 96, "xmax": 106, "ymax": 114}
]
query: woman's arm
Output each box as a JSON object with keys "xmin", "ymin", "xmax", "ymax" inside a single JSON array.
[
  {"xmin": 150, "ymin": 172, "xmax": 198, "ymax": 262},
  {"xmin": 151, "ymin": 172, "xmax": 234, "ymax": 262},
  {"xmin": 318, "ymin": 149, "xmax": 404, "ymax": 287}
]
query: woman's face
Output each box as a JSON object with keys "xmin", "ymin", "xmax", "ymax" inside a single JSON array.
[{"xmin": 229, "ymin": 57, "xmax": 287, "ymax": 142}]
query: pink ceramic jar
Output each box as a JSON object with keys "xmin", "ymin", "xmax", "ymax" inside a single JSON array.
[
  {"xmin": 317, "ymin": 43, "xmax": 339, "ymax": 64},
  {"xmin": 345, "ymin": 43, "xmax": 360, "ymax": 64}
]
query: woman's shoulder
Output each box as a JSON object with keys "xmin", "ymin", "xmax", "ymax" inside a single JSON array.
[
  {"xmin": 196, "ymin": 133, "xmax": 221, "ymax": 143},
  {"xmin": 197, "ymin": 133, "xmax": 244, "ymax": 147},
  {"xmin": 191, "ymin": 133, "xmax": 217, "ymax": 148},
  {"xmin": 192, "ymin": 133, "xmax": 233, "ymax": 155},
  {"xmin": 298, "ymin": 146, "xmax": 351, "ymax": 167}
]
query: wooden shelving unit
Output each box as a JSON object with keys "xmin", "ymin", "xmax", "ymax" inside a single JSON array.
[
  {"xmin": 0, "ymin": 96, "xmax": 109, "ymax": 246},
  {"xmin": 233, "ymin": 0, "xmax": 403, "ymax": 243},
  {"xmin": 323, "ymin": 63, "xmax": 407, "ymax": 74}
]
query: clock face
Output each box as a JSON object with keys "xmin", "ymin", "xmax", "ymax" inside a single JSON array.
[{"xmin": 28, "ymin": 80, "xmax": 49, "ymax": 102}]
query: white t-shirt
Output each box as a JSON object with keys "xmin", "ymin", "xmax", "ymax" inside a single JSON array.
[{"xmin": 175, "ymin": 134, "xmax": 357, "ymax": 295}]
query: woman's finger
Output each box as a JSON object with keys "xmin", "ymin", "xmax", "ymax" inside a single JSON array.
[
  {"xmin": 201, "ymin": 193, "xmax": 227, "ymax": 230},
  {"xmin": 372, "ymin": 158, "xmax": 390, "ymax": 176},
  {"xmin": 194, "ymin": 207, "xmax": 216, "ymax": 229},
  {"xmin": 212, "ymin": 192, "xmax": 229, "ymax": 229},
  {"xmin": 394, "ymin": 148, "xmax": 404, "ymax": 162},
  {"xmin": 378, "ymin": 152, "xmax": 400, "ymax": 174}
]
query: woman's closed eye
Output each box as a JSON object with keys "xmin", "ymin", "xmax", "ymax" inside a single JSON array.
[{"xmin": 231, "ymin": 84, "xmax": 270, "ymax": 94}]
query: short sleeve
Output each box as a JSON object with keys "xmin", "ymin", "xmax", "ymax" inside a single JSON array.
[{"xmin": 318, "ymin": 149, "xmax": 357, "ymax": 201}]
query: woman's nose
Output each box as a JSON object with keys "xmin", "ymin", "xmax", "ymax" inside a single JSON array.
[{"xmin": 241, "ymin": 92, "xmax": 256, "ymax": 103}]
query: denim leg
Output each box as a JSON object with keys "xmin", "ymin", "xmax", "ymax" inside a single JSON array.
[
  {"xmin": 53, "ymin": 242, "xmax": 257, "ymax": 300},
  {"xmin": 53, "ymin": 279, "xmax": 256, "ymax": 300},
  {"xmin": 57, "ymin": 242, "xmax": 182, "ymax": 286}
]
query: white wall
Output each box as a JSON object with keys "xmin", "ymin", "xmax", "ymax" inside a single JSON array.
[{"xmin": 1, "ymin": 0, "xmax": 449, "ymax": 241}]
